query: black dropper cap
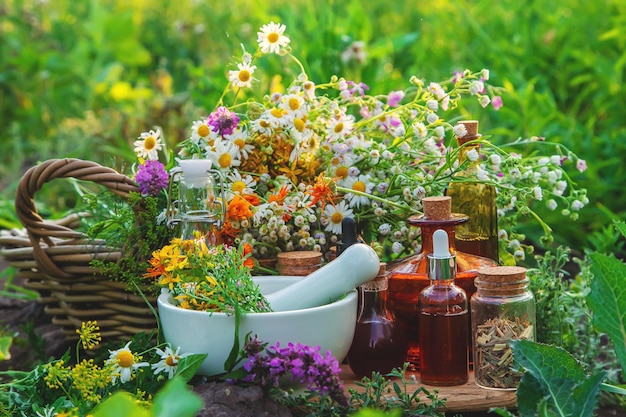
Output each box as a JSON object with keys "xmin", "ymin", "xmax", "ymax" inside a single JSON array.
[{"xmin": 336, "ymin": 217, "xmax": 360, "ymax": 256}]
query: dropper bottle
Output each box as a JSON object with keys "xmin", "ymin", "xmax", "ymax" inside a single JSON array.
[{"xmin": 418, "ymin": 229, "xmax": 469, "ymax": 386}]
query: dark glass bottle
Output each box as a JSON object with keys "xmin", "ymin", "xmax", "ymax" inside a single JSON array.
[
  {"xmin": 445, "ymin": 120, "xmax": 499, "ymax": 262},
  {"xmin": 388, "ymin": 196, "xmax": 497, "ymax": 369},
  {"xmin": 418, "ymin": 229, "xmax": 468, "ymax": 386},
  {"xmin": 347, "ymin": 263, "xmax": 407, "ymax": 378}
]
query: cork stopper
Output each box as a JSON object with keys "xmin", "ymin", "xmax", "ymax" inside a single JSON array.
[
  {"xmin": 422, "ymin": 196, "xmax": 451, "ymax": 220},
  {"xmin": 362, "ymin": 262, "xmax": 389, "ymax": 291},
  {"xmin": 456, "ymin": 120, "xmax": 482, "ymax": 145},
  {"xmin": 277, "ymin": 251, "xmax": 323, "ymax": 266},
  {"xmin": 475, "ymin": 266, "xmax": 529, "ymax": 296}
]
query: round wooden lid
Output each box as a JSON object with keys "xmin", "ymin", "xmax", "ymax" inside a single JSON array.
[{"xmin": 277, "ymin": 251, "xmax": 323, "ymax": 267}]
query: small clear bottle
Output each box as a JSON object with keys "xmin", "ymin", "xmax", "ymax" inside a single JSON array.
[
  {"xmin": 418, "ymin": 229, "xmax": 469, "ymax": 386},
  {"xmin": 471, "ymin": 266, "xmax": 536, "ymax": 390},
  {"xmin": 347, "ymin": 263, "xmax": 407, "ymax": 378},
  {"xmin": 173, "ymin": 160, "xmax": 225, "ymax": 245}
]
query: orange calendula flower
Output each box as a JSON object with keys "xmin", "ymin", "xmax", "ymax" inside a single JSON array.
[
  {"xmin": 268, "ymin": 184, "xmax": 290, "ymax": 204},
  {"xmin": 228, "ymin": 195, "xmax": 254, "ymax": 221},
  {"xmin": 310, "ymin": 174, "xmax": 338, "ymax": 210},
  {"xmin": 242, "ymin": 243, "xmax": 255, "ymax": 269}
]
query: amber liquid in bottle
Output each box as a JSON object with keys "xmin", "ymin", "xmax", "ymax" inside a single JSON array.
[
  {"xmin": 347, "ymin": 265, "xmax": 407, "ymax": 378},
  {"xmin": 418, "ymin": 230, "xmax": 469, "ymax": 386},
  {"xmin": 388, "ymin": 197, "xmax": 497, "ymax": 370},
  {"xmin": 445, "ymin": 120, "xmax": 499, "ymax": 263}
]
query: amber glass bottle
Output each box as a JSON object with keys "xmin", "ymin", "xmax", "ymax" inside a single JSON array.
[
  {"xmin": 388, "ymin": 196, "xmax": 497, "ymax": 369},
  {"xmin": 418, "ymin": 229, "xmax": 469, "ymax": 386},
  {"xmin": 347, "ymin": 263, "xmax": 407, "ymax": 378},
  {"xmin": 445, "ymin": 120, "xmax": 498, "ymax": 263}
]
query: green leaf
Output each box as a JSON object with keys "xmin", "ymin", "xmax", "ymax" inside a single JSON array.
[
  {"xmin": 614, "ymin": 220, "xmax": 626, "ymax": 239},
  {"xmin": 91, "ymin": 392, "xmax": 151, "ymax": 417},
  {"xmin": 152, "ymin": 376, "xmax": 204, "ymax": 417},
  {"xmin": 587, "ymin": 252, "xmax": 626, "ymax": 374},
  {"xmin": 511, "ymin": 339, "xmax": 605, "ymax": 417},
  {"xmin": 0, "ymin": 336, "xmax": 12, "ymax": 360},
  {"xmin": 175, "ymin": 353, "xmax": 208, "ymax": 383}
]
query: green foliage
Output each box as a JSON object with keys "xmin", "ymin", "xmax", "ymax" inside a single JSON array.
[
  {"xmin": 511, "ymin": 339, "xmax": 605, "ymax": 417},
  {"xmin": 587, "ymin": 222, "xmax": 626, "ymax": 374},
  {"xmin": 91, "ymin": 376, "xmax": 203, "ymax": 417},
  {"xmin": 0, "ymin": 337, "xmax": 11, "ymax": 361}
]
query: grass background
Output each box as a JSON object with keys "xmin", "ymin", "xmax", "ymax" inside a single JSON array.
[{"xmin": 1, "ymin": 0, "xmax": 625, "ymax": 259}]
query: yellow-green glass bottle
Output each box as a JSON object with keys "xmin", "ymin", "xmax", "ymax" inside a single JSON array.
[{"xmin": 445, "ymin": 121, "xmax": 499, "ymax": 263}]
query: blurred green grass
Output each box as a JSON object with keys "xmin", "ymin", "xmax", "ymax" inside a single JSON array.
[{"xmin": 1, "ymin": 0, "xmax": 625, "ymax": 256}]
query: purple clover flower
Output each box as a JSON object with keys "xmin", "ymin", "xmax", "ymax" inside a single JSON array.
[
  {"xmin": 239, "ymin": 338, "xmax": 349, "ymax": 407},
  {"xmin": 135, "ymin": 160, "xmax": 168, "ymax": 196},
  {"xmin": 207, "ymin": 106, "xmax": 240, "ymax": 136}
]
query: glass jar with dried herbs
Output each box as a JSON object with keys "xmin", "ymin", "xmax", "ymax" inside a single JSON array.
[{"xmin": 470, "ymin": 266, "xmax": 536, "ymax": 390}]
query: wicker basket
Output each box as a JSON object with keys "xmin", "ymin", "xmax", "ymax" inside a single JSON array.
[{"xmin": 1, "ymin": 158, "xmax": 158, "ymax": 342}]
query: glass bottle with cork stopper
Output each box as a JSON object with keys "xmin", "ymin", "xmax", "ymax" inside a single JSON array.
[
  {"xmin": 445, "ymin": 120, "xmax": 499, "ymax": 263},
  {"xmin": 388, "ymin": 196, "xmax": 497, "ymax": 369},
  {"xmin": 418, "ymin": 229, "xmax": 469, "ymax": 386},
  {"xmin": 471, "ymin": 266, "xmax": 535, "ymax": 390},
  {"xmin": 347, "ymin": 262, "xmax": 407, "ymax": 379}
]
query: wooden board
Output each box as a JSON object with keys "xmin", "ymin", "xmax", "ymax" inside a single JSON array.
[{"xmin": 340, "ymin": 366, "xmax": 517, "ymax": 413}]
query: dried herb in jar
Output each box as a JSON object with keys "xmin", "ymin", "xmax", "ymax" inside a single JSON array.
[{"xmin": 474, "ymin": 316, "xmax": 533, "ymax": 389}]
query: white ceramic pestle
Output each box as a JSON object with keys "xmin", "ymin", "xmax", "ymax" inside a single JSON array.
[{"xmin": 265, "ymin": 243, "xmax": 380, "ymax": 312}]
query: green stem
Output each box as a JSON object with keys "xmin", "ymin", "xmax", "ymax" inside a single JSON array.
[{"xmin": 334, "ymin": 185, "xmax": 413, "ymax": 212}]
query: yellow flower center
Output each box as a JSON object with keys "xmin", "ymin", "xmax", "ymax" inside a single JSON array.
[
  {"xmin": 352, "ymin": 181, "xmax": 366, "ymax": 192},
  {"xmin": 117, "ymin": 350, "xmax": 134, "ymax": 368},
  {"xmin": 330, "ymin": 212, "xmax": 344, "ymax": 224},
  {"xmin": 260, "ymin": 119, "xmax": 271, "ymax": 128},
  {"xmin": 232, "ymin": 181, "xmax": 246, "ymax": 193},
  {"xmin": 268, "ymin": 32, "xmax": 279, "ymax": 43},
  {"xmin": 330, "ymin": 156, "xmax": 341, "ymax": 166},
  {"xmin": 144, "ymin": 136, "xmax": 156, "ymax": 150},
  {"xmin": 234, "ymin": 138, "xmax": 245, "ymax": 149},
  {"xmin": 218, "ymin": 153, "xmax": 232, "ymax": 168},
  {"xmin": 238, "ymin": 70, "xmax": 251, "ymax": 82},
  {"xmin": 294, "ymin": 117, "xmax": 305, "ymax": 132},
  {"xmin": 288, "ymin": 97, "xmax": 301, "ymax": 111},
  {"xmin": 197, "ymin": 124, "xmax": 210, "ymax": 137},
  {"xmin": 335, "ymin": 166, "xmax": 349, "ymax": 178},
  {"xmin": 165, "ymin": 355, "xmax": 178, "ymax": 367},
  {"xmin": 334, "ymin": 122, "xmax": 344, "ymax": 133},
  {"xmin": 271, "ymin": 108, "xmax": 283, "ymax": 118}
]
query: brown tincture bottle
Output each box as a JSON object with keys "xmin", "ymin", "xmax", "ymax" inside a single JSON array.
[
  {"xmin": 419, "ymin": 229, "xmax": 468, "ymax": 386},
  {"xmin": 347, "ymin": 263, "xmax": 408, "ymax": 378},
  {"xmin": 388, "ymin": 196, "xmax": 497, "ymax": 369},
  {"xmin": 445, "ymin": 120, "xmax": 499, "ymax": 263}
]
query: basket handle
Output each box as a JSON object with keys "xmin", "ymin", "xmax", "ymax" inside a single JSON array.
[{"xmin": 15, "ymin": 158, "xmax": 140, "ymax": 279}]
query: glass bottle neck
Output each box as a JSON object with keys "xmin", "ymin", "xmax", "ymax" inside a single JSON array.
[{"xmin": 458, "ymin": 143, "xmax": 480, "ymax": 167}]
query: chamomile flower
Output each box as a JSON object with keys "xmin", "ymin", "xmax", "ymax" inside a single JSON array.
[
  {"xmin": 257, "ymin": 21, "xmax": 290, "ymax": 54},
  {"xmin": 207, "ymin": 140, "xmax": 241, "ymax": 169},
  {"xmin": 189, "ymin": 119, "xmax": 214, "ymax": 146},
  {"xmin": 229, "ymin": 61, "xmax": 257, "ymax": 88},
  {"xmin": 327, "ymin": 114, "xmax": 355, "ymax": 140},
  {"xmin": 106, "ymin": 341, "xmax": 148, "ymax": 384},
  {"xmin": 342, "ymin": 174, "xmax": 374, "ymax": 208},
  {"xmin": 226, "ymin": 128, "xmax": 255, "ymax": 159},
  {"xmin": 322, "ymin": 200, "xmax": 354, "ymax": 235},
  {"xmin": 134, "ymin": 129, "xmax": 164, "ymax": 160},
  {"xmin": 152, "ymin": 345, "xmax": 190, "ymax": 379},
  {"xmin": 228, "ymin": 169, "xmax": 257, "ymax": 196}
]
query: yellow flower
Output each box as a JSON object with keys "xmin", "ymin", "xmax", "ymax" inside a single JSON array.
[{"xmin": 76, "ymin": 320, "xmax": 102, "ymax": 350}]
